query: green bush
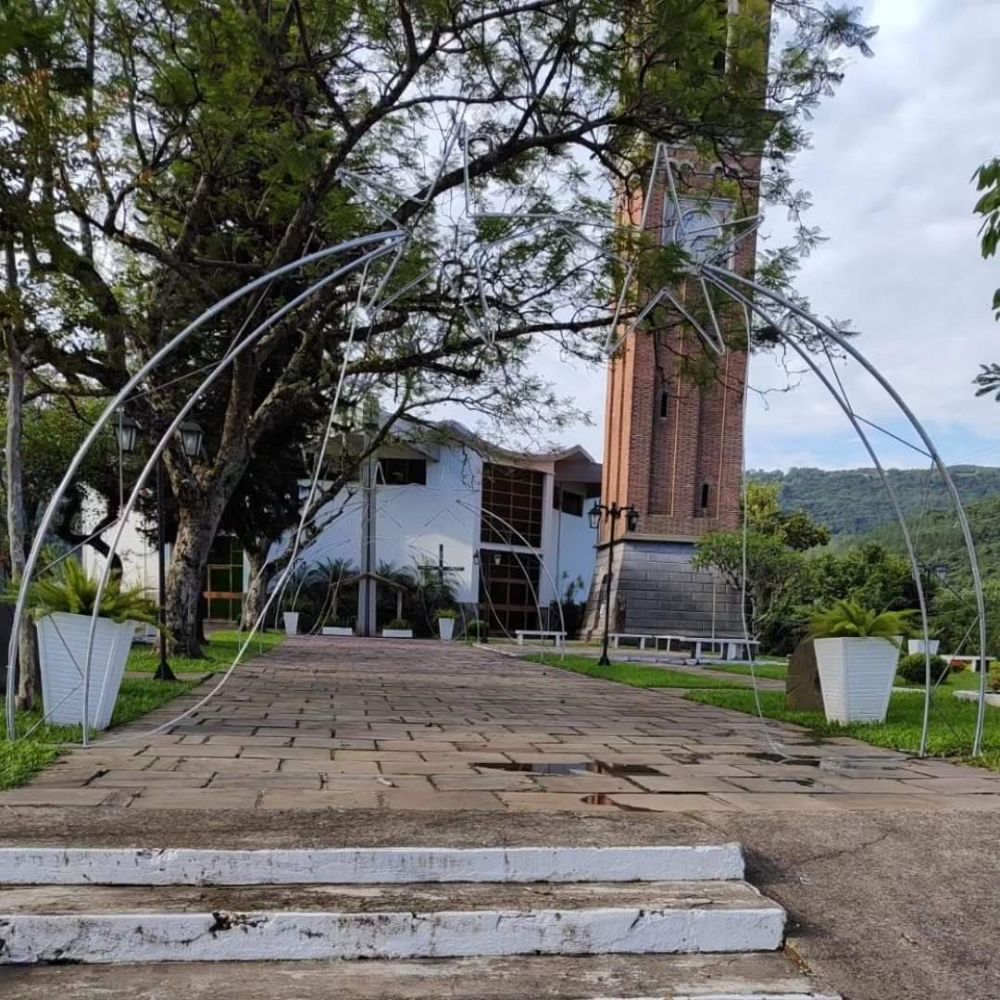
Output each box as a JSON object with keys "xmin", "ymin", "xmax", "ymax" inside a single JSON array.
[
  {"xmin": 436, "ymin": 609, "xmax": 458, "ymax": 619},
  {"xmin": 386, "ymin": 618, "xmax": 411, "ymax": 630},
  {"xmin": 989, "ymin": 665, "xmax": 1000, "ymax": 694},
  {"xmin": 466, "ymin": 619, "xmax": 488, "ymax": 638},
  {"xmin": 7, "ymin": 558, "xmax": 158, "ymax": 626},
  {"xmin": 897, "ymin": 653, "xmax": 950, "ymax": 685}
]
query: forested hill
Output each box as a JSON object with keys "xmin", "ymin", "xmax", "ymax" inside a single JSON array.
[{"xmin": 749, "ymin": 466, "xmax": 1000, "ymax": 536}]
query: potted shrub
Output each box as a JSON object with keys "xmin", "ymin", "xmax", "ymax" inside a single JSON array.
[
  {"xmin": 321, "ymin": 617, "xmax": 354, "ymax": 637},
  {"xmin": 437, "ymin": 609, "xmax": 457, "ymax": 642},
  {"xmin": 466, "ymin": 619, "xmax": 488, "ymax": 643},
  {"xmin": 17, "ymin": 559, "xmax": 157, "ymax": 730},
  {"xmin": 809, "ymin": 600, "xmax": 912, "ymax": 724},
  {"xmin": 282, "ymin": 611, "xmax": 300, "ymax": 636},
  {"xmin": 382, "ymin": 618, "xmax": 413, "ymax": 639}
]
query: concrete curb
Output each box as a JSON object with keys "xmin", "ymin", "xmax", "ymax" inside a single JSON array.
[
  {"xmin": 0, "ymin": 844, "xmax": 745, "ymax": 886},
  {"xmin": 0, "ymin": 904, "xmax": 785, "ymax": 964}
]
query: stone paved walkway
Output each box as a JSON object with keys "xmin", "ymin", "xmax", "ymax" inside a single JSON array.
[{"xmin": 5, "ymin": 638, "xmax": 1000, "ymax": 812}]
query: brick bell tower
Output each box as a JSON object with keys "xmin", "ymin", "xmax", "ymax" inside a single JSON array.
[{"xmin": 584, "ymin": 148, "xmax": 764, "ymax": 641}]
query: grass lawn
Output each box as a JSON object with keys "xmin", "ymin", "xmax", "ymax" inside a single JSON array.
[
  {"xmin": 0, "ymin": 676, "xmax": 193, "ymax": 790},
  {"xmin": 683, "ymin": 687, "xmax": 1000, "ymax": 773},
  {"xmin": 128, "ymin": 629, "xmax": 285, "ymax": 674},
  {"xmin": 705, "ymin": 661, "xmax": 789, "ymax": 681},
  {"xmin": 1, "ymin": 630, "xmax": 286, "ymax": 791},
  {"xmin": 527, "ymin": 654, "xmax": 745, "ymax": 690}
]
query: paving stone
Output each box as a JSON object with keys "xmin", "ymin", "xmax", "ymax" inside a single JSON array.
[
  {"xmin": 129, "ymin": 789, "xmax": 262, "ymax": 810},
  {"xmin": 0, "ymin": 788, "xmax": 117, "ymax": 807}
]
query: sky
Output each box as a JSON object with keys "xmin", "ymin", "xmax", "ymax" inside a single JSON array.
[{"xmin": 523, "ymin": 0, "xmax": 1000, "ymax": 472}]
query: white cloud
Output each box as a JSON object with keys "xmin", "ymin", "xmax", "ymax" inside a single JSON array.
[{"xmin": 525, "ymin": 0, "xmax": 1000, "ymax": 471}]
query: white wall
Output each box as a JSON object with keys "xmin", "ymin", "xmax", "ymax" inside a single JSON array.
[
  {"xmin": 552, "ymin": 509, "xmax": 596, "ymax": 604},
  {"xmin": 294, "ymin": 446, "xmax": 484, "ymax": 603},
  {"xmin": 79, "ymin": 490, "xmax": 162, "ymax": 600}
]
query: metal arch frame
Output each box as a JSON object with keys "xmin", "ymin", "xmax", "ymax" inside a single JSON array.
[
  {"xmin": 4, "ymin": 231, "xmax": 405, "ymax": 741},
  {"xmin": 699, "ymin": 263, "xmax": 990, "ymax": 757},
  {"xmin": 702, "ymin": 274, "xmax": 938, "ymax": 754}
]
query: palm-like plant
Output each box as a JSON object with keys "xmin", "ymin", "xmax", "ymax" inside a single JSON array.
[
  {"xmin": 11, "ymin": 558, "xmax": 158, "ymax": 626},
  {"xmin": 809, "ymin": 599, "xmax": 913, "ymax": 641}
]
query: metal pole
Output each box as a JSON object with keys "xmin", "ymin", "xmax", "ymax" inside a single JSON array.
[
  {"xmin": 154, "ymin": 456, "xmax": 177, "ymax": 682},
  {"xmin": 599, "ymin": 508, "xmax": 615, "ymax": 666},
  {"xmin": 704, "ymin": 264, "xmax": 989, "ymax": 755}
]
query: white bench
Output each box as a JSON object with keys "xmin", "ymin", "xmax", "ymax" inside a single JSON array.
[
  {"xmin": 655, "ymin": 634, "xmax": 759, "ymax": 663},
  {"xmin": 515, "ymin": 630, "xmax": 566, "ymax": 648},
  {"xmin": 946, "ymin": 654, "xmax": 995, "ymax": 673},
  {"xmin": 609, "ymin": 633, "xmax": 657, "ymax": 650}
]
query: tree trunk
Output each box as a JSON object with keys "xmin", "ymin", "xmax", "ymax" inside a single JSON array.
[
  {"xmin": 4, "ymin": 325, "xmax": 40, "ymax": 711},
  {"xmin": 240, "ymin": 541, "xmax": 270, "ymax": 632},
  {"xmin": 166, "ymin": 498, "xmax": 228, "ymax": 658}
]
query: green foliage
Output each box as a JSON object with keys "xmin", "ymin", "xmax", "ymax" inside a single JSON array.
[
  {"xmin": 973, "ymin": 157, "xmax": 1000, "ymax": 320},
  {"xmin": 436, "ymin": 609, "xmax": 458, "ymax": 619},
  {"xmin": 693, "ymin": 531, "xmax": 805, "ymax": 642},
  {"xmin": 386, "ymin": 619, "xmax": 411, "ymax": 630},
  {"xmin": 127, "ymin": 629, "xmax": 285, "ymax": 675},
  {"xmin": 897, "ymin": 653, "xmax": 950, "ymax": 686},
  {"xmin": 990, "ymin": 665, "xmax": 1000, "ymax": 694},
  {"xmin": 8, "ymin": 558, "xmax": 158, "ymax": 625},
  {"xmin": 750, "ymin": 466, "xmax": 1000, "ymax": 537},
  {"xmin": 809, "ymin": 599, "xmax": 912, "ymax": 641},
  {"xmin": 932, "ymin": 580, "xmax": 1000, "ymax": 660},
  {"xmin": 684, "ymin": 687, "xmax": 1000, "ymax": 771},
  {"xmin": 745, "ymin": 483, "xmax": 830, "ymax": 550},
  {"xmin": 0, "ymin": 675, "xmax": 193, "ymax": 789},
  {"xmin": 466, "ymin": 619, "xmax": 488, "ymax": 638}
]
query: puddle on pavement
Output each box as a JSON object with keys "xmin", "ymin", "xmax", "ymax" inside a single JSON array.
[{"xmin": 477, "ymin": 761, "xmax": 661, "ymax": 776}]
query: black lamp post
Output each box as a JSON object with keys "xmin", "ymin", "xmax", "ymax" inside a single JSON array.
[
  {"xmin": 116, "ymin": 416, "xmax": 204, "ymax": 682},
  {"xmin": 588, "ymin": 501, "xmax": 640, "ymax": 666}
]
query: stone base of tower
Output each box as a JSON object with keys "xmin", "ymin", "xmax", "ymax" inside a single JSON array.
[{"xmin": 583, "ymin": 539, "xmax": 744, "ymax": 640}]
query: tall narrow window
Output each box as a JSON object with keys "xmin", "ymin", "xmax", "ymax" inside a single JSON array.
[
  {"xmin": 700, "ymin": 483, "xmax": 711, "ymax": 509},
  {"xmin": 659, "ymin": 388, "xmax": 670, "ymax": 419}
]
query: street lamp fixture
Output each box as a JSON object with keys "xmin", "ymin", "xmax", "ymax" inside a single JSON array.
[
  {"xmin": 589, "ymin": 501, "xmax": 640, "ymax": 667},
  {"xmin": 113, "ymin": 416, "xmax": 204, "ymax": 683}
]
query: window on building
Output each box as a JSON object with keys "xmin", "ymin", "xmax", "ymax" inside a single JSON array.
[
  {"xmin": 558, "ymin": 490, "xmax": 584, "ymax": 517},
  {"xmin": 659, "ymin": 388, "xmax": 670, "ymax": 419},
  {"xmin": 700, "ymin": 483, "xmax": 711, "ymax": 509},
  {"xmin": 481, "ymin": 463, "xmax": 545, "ymax": 546},
  {"xmin": 378, "ymin": 457, "xmax": 426, "ymax": 485}
]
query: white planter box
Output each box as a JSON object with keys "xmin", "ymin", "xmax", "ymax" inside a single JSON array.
[
  {"xmin": 321, "ymin": 627, "xmax": 353, "ymax": 637},
  {"xmin": 282, "ymin": 612, "xmax": 300, "ymax": 636},
  {"xmin": 382, "ymin": 629, "xmax": 413, "ymax": 639},
  {"xmin": 814, "ymin": 637, "xmax": 899, "ymax": 724},
  {"xmin": 438, "ymin": 618, "xmax": 455, "ymax": 642},
  {"xmin": 37, "ymin": 612, "xmax": 136, "ymax": 731},
  {"xmin": 908, "ymin": 639, "xmax": 940, "ymax": 656}
]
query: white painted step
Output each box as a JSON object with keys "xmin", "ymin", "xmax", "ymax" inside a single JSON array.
[
  {"xmin": 0, "ymin": 844, "xmax": 743, "ymax": 886},
  {"xmin": 0, "ymin": 880, "xmax": 785, "ymax": 964},
  {"xmin": 0, "ymin": 954, "xmax": 839, "ymax": 999}
]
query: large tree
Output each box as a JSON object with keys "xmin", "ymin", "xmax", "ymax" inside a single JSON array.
[{"xmin": 1, "ymin": 0, "xmax": 875, "ymax": 655}]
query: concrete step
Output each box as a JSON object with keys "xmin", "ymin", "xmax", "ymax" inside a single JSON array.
[
  {"xmin": 0, "ymin": 879, "xmax": 785, "ymax": 964},
  {"xmin": 0, "ymin": 844, "xmax": 744, "ymax": 886},
  {"xmin": 0, "ymin": 952, "xmax": 839, "ymax": 999}
]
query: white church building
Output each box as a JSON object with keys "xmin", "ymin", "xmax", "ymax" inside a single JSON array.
[
  {"xmin": 85, "ymin": 420, "xmax": 602, "ymax": 636},
  {"xmin": 289, "ymin": 420, "xmax": 602, "ymax": 634}
]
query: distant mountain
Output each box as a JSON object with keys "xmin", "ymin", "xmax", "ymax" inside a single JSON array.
[
  {"xmin": 853, "ymin": 494, "xmax": 1000, "ymax": 588},
  {"xmin": 748, "ymin": 466, "xmax": 1000, "ymax": 537}
]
